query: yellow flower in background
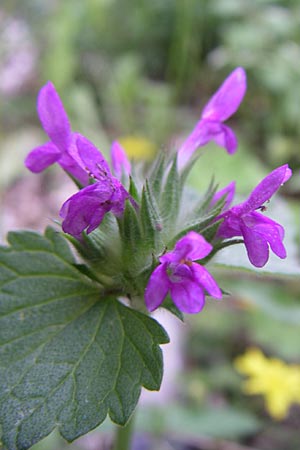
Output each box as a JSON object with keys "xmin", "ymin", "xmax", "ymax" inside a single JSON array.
[
  {"xmin": 234, "ymin": 348, "xmax": 300, "ymax": 420},
  {"xmin": 118, "ymin": 136, "xmax": 157, "ymax": 161}
]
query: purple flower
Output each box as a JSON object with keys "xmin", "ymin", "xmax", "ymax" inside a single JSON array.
[
  {"xmin": 178, "ymin": 67, "xmax": 247, "ymax": 168},
  {"xmin": 211, "ymin": 181, "xmax": 236, "ymax": 211},
  {"xmin": 217, "ymin": 164, "xmax": 292, "ymax": 267},
  {"xmin": 25, "ymin": 82, "xmax": 89, "ymax": 185},
  {"xmin": 145, "ymin": 231, "xmax": 222, "ymax": 314},
  {"xmin": 60, "ymin": 136, "xmax": 130, "ymax": 238},
  {"xmin": 110, "ymin": 141, "xmax": 131, "ymax": 179}
]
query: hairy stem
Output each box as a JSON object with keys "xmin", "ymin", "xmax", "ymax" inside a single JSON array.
[{"xmin": 112, "ymin": 414, "xmax": 135, "ymax": 450}]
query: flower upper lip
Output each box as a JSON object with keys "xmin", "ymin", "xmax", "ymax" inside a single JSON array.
[
  {"xmin": 177, "ymin": 67, "xmax": 247, "ymax": 168},
  {"xmin": 25, "ymin": 81, "xmax": 89, "ymax": 185}
]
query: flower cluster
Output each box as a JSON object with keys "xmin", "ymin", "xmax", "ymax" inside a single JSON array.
[
  {"xmin": 235, "ymin": 348, "xmax": 300, "ymax": 419},
  {"xmin": 25, "ymin": 67, "xmax": 292, "ymax": 315}
]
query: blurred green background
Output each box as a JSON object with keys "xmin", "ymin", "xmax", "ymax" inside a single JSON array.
[{"xmin": 1, "ymin": 1, "xmax": 300, "ymax": 449}]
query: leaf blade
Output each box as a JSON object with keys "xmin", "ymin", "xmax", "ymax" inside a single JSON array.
[{"xmin": 0, "ymin": 229, "xmax": 168, "ymax": 449}]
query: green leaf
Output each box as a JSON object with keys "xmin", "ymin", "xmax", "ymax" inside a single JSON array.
[
  {"xmin": 200, "ymin": 220, "xmax": 223, "ymax": 243},
  {"xmin": 161, "ymin": 295, "xmax": 184, "ymax": 322},
  {"xmin": 175, "ymin": 182, "xmax": 222, "ymax": 236},
  {"xmin": 118, "ymin": 200, "xmax": 146, "ymax": 288},
  {"xmin": 148, "ymin": 152, "xmax": 166, "ymax": 201},
  {"xmin": 128, "ymin": 176, "xmax": 140, "ymax": 203},
  {"xmin": 167, "ymin": 212, "xmax": 223, "ymax": 250},
  {"xmin": 160, "ymin": 155, "xmax": 180, "ymax": 232},
  {"xmin": 119, "ymin": 200, "xmax": 142, "ymax": 252},
  {"xmin": 140, "ymin": 181, "xmax": 163, "ymax": 249},
  {"xmin": 189, "ymin": 178, "xmax": 218, "ymax": 219},
  {"xmin": 70, "ymin": 214, "xmax": 122, "ymax": 278},
  {"xmin": 0, "ymin": 228, "xmax": 169, "ymax": 449}
]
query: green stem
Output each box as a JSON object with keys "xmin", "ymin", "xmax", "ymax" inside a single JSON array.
[{"xmin": 112, "ymin": 414, "xmax": 135, "ymax": 450}]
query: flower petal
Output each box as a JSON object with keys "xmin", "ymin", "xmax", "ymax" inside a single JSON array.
[
  {"xmin": 191, "ymin": 263, "xmax": 222, "ymax": 299},
  {"xmin": 177, "ymin": 121, "xmax": 221, "ymax": 168},
  {"xmin": 25, "ymin": 142, "xmax": 61, "ymax": 172},
  {"xmin": 211, "ymin": 181, "xmax": 236, "ymax": 211},
  {"xmin": 109, "ymin": 183, "xmax": 130, "ymax": 217},
  {"xmin": 37, "ymin": 82, "xmax": 71, "ymax": 150},
  {"xmin": 145, "ymin": 264, "xmax": 170, "ymax": 311},
  {"xmin": 243, "ymin": 165, "xmax": 292, "ymax": 213},
  {"xmin": 245, "ymin": 212, "xmax": 285, "ymax": 240},
  {"xmin": 170, "ymin": 263, "xmax": 194, "ymax": 283},
  {"xmin": 252, "ymin": 217, "xmax": 287, "ymax": 260},
  {"xmin": 57, "ymin": 133, "xmax": 90, "ymax": 185},
  {"xmin": 213, "ymin": 124, "xmax": 238, "ymax": 154},
  {"xmin": 170, "ymin": 280, "xmax": 205, "ymax": 314},
  {"xmin": 111, "ymin": 141, "xmax": 131, "ymax": 179},
  {"xmin": 76, "ymin": 135, "xmax": 111, "ymax": 180},
  {"xmin": 241, "ymin": 222, "xmax": 269, "ymax": 267},
  {"xmin": 60, "ymin": 182, "xmax": 113, "ymax": 237},
  {"xmin": 216, "ymin": 210, "xmax": 243, "ymax": 239},
  {"xmin": 201, "ymin": 67, "xmax": 247, "ymax": 122},
  {"xmin": 160, "ymin": 231, "xmax": 213, "ymax": 264},
  {"xmin": 178, "ymin": 121, "xmax": 238, "ymax": 169}
]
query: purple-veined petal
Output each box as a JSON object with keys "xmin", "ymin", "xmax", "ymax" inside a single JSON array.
[
  {"xmin": 67, "ymin": 133, "xmax": 89, "ymax": 169},
  {"xmin": 213, "ymin": 123, "xmax": 238, "ymax": 154},
  {"xmin": 61, "ymin": 199, "xmax": 106, "ymax": 237},
  {"xmin": 85, "ymin": 209, "xmax": 107, "ymax": 234},
  {"xmin": 178, "ymin": 120, "xmax": 238, "ymax": 169},
  {"xmin": 56, "ymin": 132, "xmax": 90, "ymax": 185},
  {"xmin": 145, "ymin": 263, "xmax": 170, "ymax": 311},
  {"xmin": 177, "ymin": 121, "xmax": 222, "ymax": 169},
  {"xmin": 37, "ymin": 81, "xmax": 71, "ymax": 150},
  {"xmin": 60, "ymin": 197, "xmax": 105, "ymax": 237},
  {"xmin": 241, "ymin": 221, "xmax": 269, "ymax": 267},
  {"xmin": 76, "ymin": 135, "xmax": 111, "ymax": 180},
  {"xmin": 191, "ymin": 263, "xmax": 222, "ymax": 299},
  {"xmin": 160, "ymin": 231, "xmax": 213, "ymax": 264},
  {"xmin": 25, "ymin": 142, "xmax": 61, "ymax": 172},
  {"xmin": 170, "ymin": 280, "xmax": 205, "ymax": 314},
  {"xmin": 59, "ymin": 152, "xmax": 89, "ymax": 186},
  {"xmin": 169, "ymin": 263, "xmax": 194, "ymax": 283},
  {"xmin": 217, "ymin": 209, "xmax": 243, "ymax": 238},
  {"xmin": 109, "ymin": 183, "xmax": 131, "ymax": 217},
  {"xmin": 242, "ymin": 164, "xmax": 292, "ymax": 213},
  {"xmin": 201, "ymin": 67, "xmax": 247, "ymax": 122},
  {"xmin": 62, "ymin": 198, "xmax": 107, "ymax": 238},
  {"xmin": 60, "ymin": 182, "xmax": 114, "ymax": 237},
  {"xmin": 211, "ymin": 181, "xmax": 236, "ymax": 211},
  {"xmin": 111, "ymin": 141, "xmax": 131, "ymax": 179},
  {"xmin": 252, "ymin": 218, "xmax": 286, "ymax": 260},
  {"xmin": 248, "ymin": 212, "xmax": 285, "ymax": 240},
  {"xmin": 175, "ymin": 231, "xmax": 213, "ymax": 261}
]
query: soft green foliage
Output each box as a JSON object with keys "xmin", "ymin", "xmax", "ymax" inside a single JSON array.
[
  {"xmin": 160, "ymin": 156, "xmax": 180, "ymax": 232},
  {"xmin": 138, "ymin": 404, "xmax": 261, "ymax": 439},
  {"xmin": 0, "ymin": 228, "xmax": 169, "ymax": 449}
]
